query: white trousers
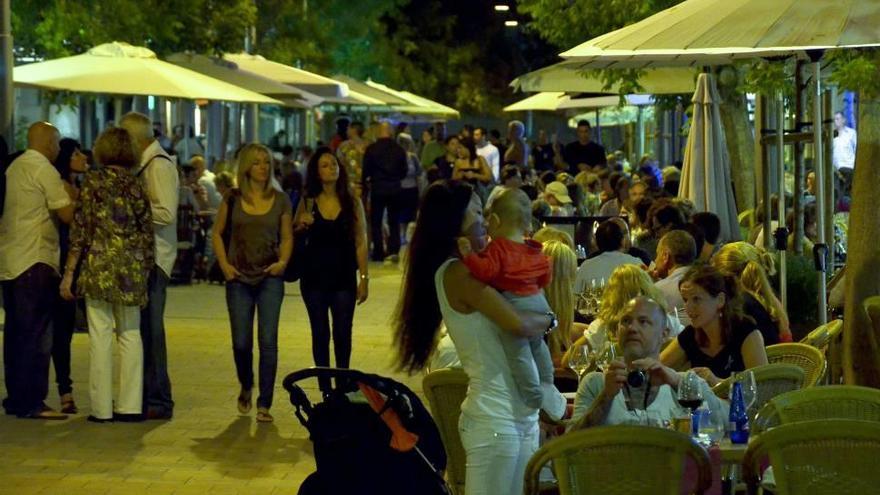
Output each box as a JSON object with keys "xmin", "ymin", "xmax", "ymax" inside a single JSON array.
[
  {"xmin": 86, "ymin": 298, "xmax": 143, "ymax": 418},
  {"xmin": 458, "ymin": 414, "xmax": 539, "ymax": 495}
]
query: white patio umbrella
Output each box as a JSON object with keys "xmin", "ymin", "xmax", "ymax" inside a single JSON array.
[
  {"xmin": 504, "ymin": 92, "xmax": 650, "ymax": 112},
  {"xmin": 511, "ymin": 62, "xmax": 697, "ymax": 94},
  {"xmin": 679, "ymin": 73, "xmax": 740, "ymax": 243},
  {"xmin": 365, "ymin": 80, "xmax": 460, "ymax": 118},
  {"xmin": 560, "ymin": 0, "xmax": 880, "ymax": 68},
  {"xmin": 166, "ymin": 53, "xmax": 322, "ymax": 108},
  {"xmin": 222, "ymin": 53, "xmax": 349, "ymax": 101},
  {"xmin": 13, "ymin": 42, "xmax": 280, "ymax": 104},
  {"xmin": 556, "ymin": 0, "xmax": 880, "ymax": 321}
]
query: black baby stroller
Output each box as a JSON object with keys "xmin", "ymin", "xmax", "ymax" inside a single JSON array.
[{"xmin": 283, "ymin": 367, "xmax": 450, "ymax": 495}]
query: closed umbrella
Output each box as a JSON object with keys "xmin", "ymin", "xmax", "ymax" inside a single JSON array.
[
  {"xmin": 14, "ymin": 42, "xmax": 280, "ymax": 104},
  {"xmin": 679, "ymin": 73, "xmax": 740, "ymax": 242}
]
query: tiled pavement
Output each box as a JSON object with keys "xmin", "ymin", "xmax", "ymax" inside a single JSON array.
[{"xmin": 0, "ymin": 263, "xmax": 419, "ymax": 494}]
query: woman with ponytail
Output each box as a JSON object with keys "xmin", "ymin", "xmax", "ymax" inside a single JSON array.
[
  {"xmin": 712, "ymin": 242, "xmax": 792, "ymax": 343},
  {"xmin": 660, "ymin": 265, "xmax": 768, "ymax": 386}
]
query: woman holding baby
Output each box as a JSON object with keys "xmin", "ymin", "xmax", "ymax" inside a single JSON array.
[{"xmin": 394, "ymin": 180, "xmax": 559, "ymax": 495}]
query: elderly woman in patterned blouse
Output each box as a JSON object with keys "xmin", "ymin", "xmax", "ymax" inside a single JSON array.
[{"xmin": 60, "ymin": 128, "xmax": 155, "ymax": 423}]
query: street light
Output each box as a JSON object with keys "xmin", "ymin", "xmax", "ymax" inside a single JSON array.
[
  {"xmin": 495, "ymin": 5, "xmax": 510, "ymax": 11},
  {"xmin": 505, "ymin": 20, "xmax": 518, "ymax": 27}
]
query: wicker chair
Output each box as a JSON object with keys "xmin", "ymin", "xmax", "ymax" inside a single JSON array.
[
  {"xmin": 753, "ymin": 385, "xmax": 880, "ymax": 433},
  {"xmin": 800, "ymin": 319, "xmax": 843, "ymax": 351},
  {"xmin": 743, "ymin": 420, "xmax": 880, "ymax": 495},
  {"xmin": 422, "ymin": 368, "xmax": 468, "ymax": 495},
  {"xmin": 712, "ymin": 363, "xmax": 805, "ymax": 414},
  {"xmin": 766, "ymin": 343, "xmax": 826, "ymax": 387},
  {"xmin": 524, "ymin": 425, "xmax": 712, "ymax": 495}
]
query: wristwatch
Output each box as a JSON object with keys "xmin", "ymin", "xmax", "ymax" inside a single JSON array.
[
  {"xmin": 360, "ymin": 274, "xmax": 370, "ymax": 281},
  {"xmin": 545, "ymin": 311, "xmax": 558, "ymax": 335}
]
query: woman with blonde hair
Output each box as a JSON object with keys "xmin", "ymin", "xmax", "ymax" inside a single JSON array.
[
  {"xmin": 579, "ymin": 264, "xmax": 679, "ymax": 354},
  {"xmin": 541, "ymin": 241, "xmax": 578, "ymax": 362},
  {"xmin": 213, "ymin": 143, "xmax": 293, "ymax": 423},
  {"xmin": 712, "ymin": 242, "xmax": 791, "ymax": 344},
  {"xmin": 533, "ymin": 226, "xmax": 574, "ymax": 250}
]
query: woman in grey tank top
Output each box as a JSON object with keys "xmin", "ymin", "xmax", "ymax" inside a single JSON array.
[{"xmin": 212, "ymin": 143, "xmax": 293, "ymax": 424}]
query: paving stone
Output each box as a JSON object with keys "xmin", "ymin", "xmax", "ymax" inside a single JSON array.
[{"xmin": 0, "ymin": 263, "xmax": 418, "ymax": 493}]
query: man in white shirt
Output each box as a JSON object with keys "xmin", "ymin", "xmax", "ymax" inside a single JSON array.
[
  {"xmin": 575, "ymin": 220, "xmax": 642, "ymax": 293},
  {"xmin": 653, "ymin": 230, "xmax": 697, "ymax": 327},
  {"xmin": 120, "ymin": 112, "xmax": 179, "ymax": 420},
  {"xmin": 190, "ymin": 154, "xmax": 221, "ymax": 210},
  {"xmin": 474, "ymin": 127, "xmax": 500, "ymax": 182},
  {"xmin": 832, "ymin": 111, "xmax": 857, "ymax": 170},
  {"xmin": 0, "ymin": 122, "xmax": 74, "ymax": 419},
  {"xmin": 569, "ymin": 296, "xmax": 725, "ymax": 429}
]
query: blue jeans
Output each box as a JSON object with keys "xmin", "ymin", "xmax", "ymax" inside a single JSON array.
[
  {"xmin": 140, "ymin": 267, "xmax": 173, "ymax": 415},
  {"xmin": 458, "ymin": 414, "xmax": 539, "ymax": 495},
  {"xmin": 2, "ymin": 263, "xmax": 57, "ymax": 416},
  {"xmin": 300, "ymin": 285, "xmax": 355, "ymax": 392},
  {"xmin": 226, "ymin": 277, "xmax": 284, "ymax": 409}
]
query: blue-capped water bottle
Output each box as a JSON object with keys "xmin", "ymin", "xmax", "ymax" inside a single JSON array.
[{"xmin": 729, "ymin": 381, "xmax": 750, "ymax": 444}]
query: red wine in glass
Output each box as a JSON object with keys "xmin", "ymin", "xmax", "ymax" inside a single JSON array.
[{"xmin": 679, "ymin": 399, "xmax": 703, "ymax": 412}]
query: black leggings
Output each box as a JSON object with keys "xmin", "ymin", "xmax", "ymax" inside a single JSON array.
[
  {"xmin": 51, "ymin": 298, "xmax": 77, "ymax": 396},
  {"xmin": 301, "ymin": 285, "xmax": 356, "ymax": 392}
]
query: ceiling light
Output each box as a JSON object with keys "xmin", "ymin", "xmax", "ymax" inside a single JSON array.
[
  {"xmin": 505, "ymin": 20, "xmax": 518, "ymax": 27},
  {"xmin": 495, "ymin": 5, "xmax": 511, "ymax": 11}
]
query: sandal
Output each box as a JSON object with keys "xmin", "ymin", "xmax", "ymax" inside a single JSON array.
[
  {"xmin": 60, "ymin": 394, "xmax": 78, "ymax": 414},
  {"xmin": 23, "ymin": 404, "xmax": 68, "ymax": 420},
  {"xmin": 256, "ymin": 408, "xmax": 273, "ymax": 423},
  {"xmin": 237, "ymin": 388, "xmax": 252, "ymax": 414}
]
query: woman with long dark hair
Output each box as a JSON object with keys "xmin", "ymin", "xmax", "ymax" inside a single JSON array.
[
  {"xmin": 394, "ymin": 180, "xmax": 554, "ymax": 495},
  {"xmin": 294, "ymin": 147, "xmax": 368, "ymax": 394},
  {"xmin": 52, "ymin": 138, "xmax": 89, "ymax": 414},
  {"xmin": 660, "ymin": 265, "xmax": 768, "ymax": 386}
]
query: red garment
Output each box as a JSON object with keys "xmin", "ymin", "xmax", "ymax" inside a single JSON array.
[
  {"xmin": 462, "ymin": 237, "xmax": 552, "ymax": 296},
  {"xmin": 329, "ymin": 134, "xmax": 344, "ymax": 153}
]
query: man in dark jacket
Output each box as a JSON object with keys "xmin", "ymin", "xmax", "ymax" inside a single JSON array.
[{"xmin": 363, "ymin": 122, "xmax": 408, "ymax": 262}]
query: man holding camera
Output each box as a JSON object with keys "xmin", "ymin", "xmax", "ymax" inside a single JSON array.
[{"xmin": 569, "ymin": 296, "xmax": 725, "ymax": 430}]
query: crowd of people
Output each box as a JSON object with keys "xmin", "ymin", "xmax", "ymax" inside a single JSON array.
[{"xmin": 387, "ymin": 119, "xmax": 796, "ymax": 494}]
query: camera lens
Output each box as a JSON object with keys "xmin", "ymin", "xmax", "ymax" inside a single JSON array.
[{"xmin": 627, "ymin": 369, "xmax": 646, "ymax": 388}]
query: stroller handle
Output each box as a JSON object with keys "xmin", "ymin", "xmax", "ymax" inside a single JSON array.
[{"xmin": 282, "ymin": 366, "xmax": 371, "ymax": 392}]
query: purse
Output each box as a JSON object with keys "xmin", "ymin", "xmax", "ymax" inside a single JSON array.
[{"xmin": 284, "ymin": 197, "xmax": 314, "ymax": 282}]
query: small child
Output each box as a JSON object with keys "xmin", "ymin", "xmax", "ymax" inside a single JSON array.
[{"xmin": 458, "ymin": 187, "xmax": 565, "ymax": 419}]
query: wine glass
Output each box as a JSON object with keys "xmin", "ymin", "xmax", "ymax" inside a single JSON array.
[
  {"xmin": 677, "ymin": 371, "xmax": 704, "ymax": 414},
  {"xmin": 594, "ymin": 340, "xmax": 616, "ymax": 371},
  {"xmin": 735, "ymin": 370, "xmax": 758, "ymax": 416},
  {"xmin": 567, "ymin": 344, "xmax": 591, "ymax": 379}
]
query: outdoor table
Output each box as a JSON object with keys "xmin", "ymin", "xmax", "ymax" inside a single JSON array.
[{"xmin": 716, "ymin": 439, "xmax": 748, "ymax": 495}]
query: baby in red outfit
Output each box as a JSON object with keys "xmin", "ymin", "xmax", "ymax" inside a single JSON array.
[{"xmin": 459, "ymin": 188, "xmax": 565, "ymax": 418}]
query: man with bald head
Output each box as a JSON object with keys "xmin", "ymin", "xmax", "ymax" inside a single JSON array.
[
  {"xmin": 120, "ymin": 111, "xmax": 178, "ymax": 420},
  {"xmin": 0, "ymin": 122, "xmax": 75, "ymax": 419},
  {"xmin": 569, "ymin": 296, "xmax": 725, "ymax": 429},
  {"xmin": 362, "ymin": 121, "xmax": 408, "ymax": 262}
]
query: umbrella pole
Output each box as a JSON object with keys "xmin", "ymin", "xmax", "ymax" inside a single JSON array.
[
  {"xmin": 0, "ymin": 0, "xmax": 11, "ymax": 145},
  {"xmin": 775, "ymin": 90, "xmax": 787, "ymax": 311},
  {"xmin": 812, "ymin": 58, "xmax": 828, "ymax": 325}
]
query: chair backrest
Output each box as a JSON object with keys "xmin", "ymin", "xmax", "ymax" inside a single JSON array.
[
  {"xmin": 799, "ymin": 319, "xmax": 843, "ymax": 350},
  {"xmin": 422, "ymin": 368, "xmax": 469, "ymax": 495},
  {"xmin": 524, "ymin": 425, "xmax": 712, "ymax": 495},
  {"xmin": 766, "ymin": 343, "xmax": 826, "ymax": 387},
  {"xmin": 713, "ymin": 363, "xmax": 805, "ymax": 413},
  {"xmin": 753, "ymin": 385, "xmax": 880, "ymax": 433},
  {"xmin": 864, "ymin": 296, "xmax": 880, "ymax": 339},
  {"xmin": 743, "ymin": 419, "xmax": 880, "ymax": 495}
]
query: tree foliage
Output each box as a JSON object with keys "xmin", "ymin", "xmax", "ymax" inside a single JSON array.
[
  {"xmin": 517, "ymin": 0, "xmax": 681, "ymax": 52},
  {"xmin": 12, "ymin": 0, "xmax": 255, "ymax": 58}
]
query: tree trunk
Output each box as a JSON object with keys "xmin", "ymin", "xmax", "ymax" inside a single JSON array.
[
  {"xmin": 843, "ymin": 96, "xmax": 880, "ymax": 386},
  {"xmin": 716, "ymin": 67, "xmax": 756, "ymax": 216}
]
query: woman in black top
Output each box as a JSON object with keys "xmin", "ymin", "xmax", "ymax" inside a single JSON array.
[
  {"xmin": 660, "ymin": 265, "xmax": 768, "ymax": 386},
  {"xmin": 294, "ymin": 147, "xmax": 368, "ymax": 393}
]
